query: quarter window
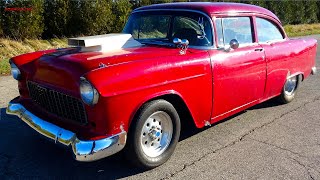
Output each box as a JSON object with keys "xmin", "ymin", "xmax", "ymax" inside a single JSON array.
[
  {"xmin": 256, "ymin": 17, "xmax": 284, "ymax": 43},
  {"xmin": 215, "ymin": 17, "xmax": 253, "ymax": 47}
]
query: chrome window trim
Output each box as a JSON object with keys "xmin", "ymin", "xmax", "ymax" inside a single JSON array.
[{"xmin": 131, "ymin": 9, "xmax": 216, "ymax": 50}]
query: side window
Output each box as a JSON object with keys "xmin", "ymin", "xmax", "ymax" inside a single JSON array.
[
  {"xmin": 256, "ymin": 17, "xmax": 284, "ymax": 43},
  {"xmin": 172, "ymin": 16, "xmax": 212, "ymax": 46},
  {"xmin": 215, "ymin": 17, "xmax": 253, "ymax": 47}
]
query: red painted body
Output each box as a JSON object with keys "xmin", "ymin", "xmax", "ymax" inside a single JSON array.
[{"xmin": 10, "ymin": 2, "xmax": 317, "ymax": 140}]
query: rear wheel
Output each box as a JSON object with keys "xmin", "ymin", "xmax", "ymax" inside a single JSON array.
[
  {"xmin": 125, "ymin": 99, "xmax": 181, "ymax": 169},
  {"xmin": 279, "ymin": 75, "xmax": 299, "ymax": 103}
]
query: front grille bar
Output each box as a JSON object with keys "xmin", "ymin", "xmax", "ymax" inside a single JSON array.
[{"xmin": 27, "ymin": 81, "xmax": 87, "ymax": 125}]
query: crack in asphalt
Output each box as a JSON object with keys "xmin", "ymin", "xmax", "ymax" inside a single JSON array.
[
  {"xmin": 249, "ymin": 138, "xmax": 320, "ymax": 180},
  {"xmin": 240, "ymin": 95, "xmax": 320, "ymax": 142},
  {"xmin": 289, "ymin": 157, "xmax": 315, "ymax": 180},
  {"xmin": 160, "ymin": 95, "xmax": 320, "ymax": 179},
  {"xmin": 249, "ymin": 138, "xmax": 307, "ymax": 158}
]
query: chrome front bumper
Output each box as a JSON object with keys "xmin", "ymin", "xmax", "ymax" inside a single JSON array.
[{"xmin": 6, "ymin": 102, "xmax": 127, "ymax": 162}]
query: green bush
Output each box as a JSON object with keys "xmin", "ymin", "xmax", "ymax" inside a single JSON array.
[{"xmin": 2, "ymin": 0, "xmax": 44, "ymax": 39}]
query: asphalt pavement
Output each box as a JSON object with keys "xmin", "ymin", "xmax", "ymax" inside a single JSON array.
[{"xmin": 0, "ymin": 35, "xmax": 320, "ymax": 179}]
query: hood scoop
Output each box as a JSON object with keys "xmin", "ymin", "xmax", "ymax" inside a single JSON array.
[{"xmin": 68, "ymin": 33, "xmax": 142, "ymax": 52}]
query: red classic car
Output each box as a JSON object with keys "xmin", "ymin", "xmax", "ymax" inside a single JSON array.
[{"xmin": 6, "ymin": 2, "xmax": 317, "ymax": 168}]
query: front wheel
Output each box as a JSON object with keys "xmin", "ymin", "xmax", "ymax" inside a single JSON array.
[
  {"xmin": 125, "ymin": 99, "xmax": 181, "ymax": 169},
  {"xmin": 279, "ymin": 75, "xmax": 299, "ymax": 103}
]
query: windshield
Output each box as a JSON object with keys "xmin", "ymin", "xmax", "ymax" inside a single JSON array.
[{"xmin": 123, "ymin": 11, "xmax": 213, "ymax": 47}]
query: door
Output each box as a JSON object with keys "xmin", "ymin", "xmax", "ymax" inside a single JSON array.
[
  {"xmin": 210, "ymin": 16, "xmax": 266, "ymax": 121},
  {"xmin": 255, "ymin": 17, "xmax": 290, "ymax": 99}
]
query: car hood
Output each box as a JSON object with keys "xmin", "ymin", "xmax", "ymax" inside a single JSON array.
[{"xmin": 30, "ymin": 45, "xmax": 181, "ymax": 93}]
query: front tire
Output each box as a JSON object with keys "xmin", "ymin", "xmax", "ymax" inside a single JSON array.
[{"xmin": 125, "ymin": 99, "xmax": 181, "ymax": 169}]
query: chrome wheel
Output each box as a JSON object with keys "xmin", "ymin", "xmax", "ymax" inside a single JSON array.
[
  {"xmin": 140, "ymin": 111, "xmax": 173, "ymax": 157},
  {"xmin": 284, "ymin": 76, "xmax": 297, "ymax": 96}
]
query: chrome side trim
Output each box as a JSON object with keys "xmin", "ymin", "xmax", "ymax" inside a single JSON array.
[
  {"xmin": 311, "ymin": 66, "xmax": 317, "ymax": 75},
  {"xmin": 6, "ymin": 102, "xmax": 127, "ymax": 162}
]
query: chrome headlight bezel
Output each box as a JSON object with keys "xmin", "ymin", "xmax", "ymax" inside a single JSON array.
[
  {"xmin": 10, "ymin": 62, "xmax": 21, "ymax": 80},
  {"xmin": 79, "ymin": 77, "xmax": 99, "ymax": 106}
]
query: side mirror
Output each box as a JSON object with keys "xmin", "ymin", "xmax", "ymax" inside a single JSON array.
[
  {"xmin": 224, "ymin": 39, "xmax": 239, "ymax": 52},
  {"xmin": 181, "ymin": 39, "xmax": 189, "ymax": 46},
  {"xmin": 173, "ymin": 38, "xmax": 182, "ymax": 45},
  {"xmin": 173, "ymin": 38, "xmax": 189, "ymax": 55},
  {"xmin": 229, "ymin": 39, "xmax": 239, "ymax": 49}
]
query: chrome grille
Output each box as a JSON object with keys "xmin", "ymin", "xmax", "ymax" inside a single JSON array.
[{"xmin": 27, "ymin": 81, "xmax": 87, "ymax": 124}]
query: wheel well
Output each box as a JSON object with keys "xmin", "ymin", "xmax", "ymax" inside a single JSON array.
[
  {"xmin": 155, "ymin": 94, "xmax": 195, "ymax": 128},
  {"xmin": 130, "ymin": 94, "xmax": 196, "ymax": 131},
  {"xmin": 300, "ymin": 74, "xmax": 304, "ymax": 81}
]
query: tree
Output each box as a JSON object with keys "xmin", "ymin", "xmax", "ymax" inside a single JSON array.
[
  {"xmin": 304, "ymin": 0, "xmax": 318, "ymax": 24},
  {"xmin": 318, "ymin": 1, "xmax": 320, "ymax": 22},
  {"xmin": 2, "ymin": 0, "xmax": 44, "ymax": 39},
  {"xmin": 112, "ymin": 0, "xmax": 132, "ymax": 33},
  {"xmin": 244, "ymin": 0, "xmax": 267, "ymax": 9},
  {"xmin": 67, "ymin": 0, "xmax": 115, "ymax": 37},
  {"xmin": 290, "ymin": 1, "xmax": 305, "ymax": 24},
  {"xmin": 43, "ymin": 0, "xmax": 69, "ymax": 38},
  {"xmin": 66, "ymin": 0, "xmax": 82, "ymax": 36},
  {"xmin": 266, "ymin": 0, "xmax": 287, "ymax": 24},
  {"xmin": 0, "ymin": 1, "xmax": 4, "ymax": 37},
  {"xmin": 80, "ymin": 0, "xmax": 114, "ymax": 36}
]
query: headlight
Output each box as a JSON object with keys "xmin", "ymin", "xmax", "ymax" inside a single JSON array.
[
  {"xmin": 80, "ymin": 77, "xmax": 99, "ymax": 106},
  {"xmin": 10, "ymin": 62, "xmax": 21, "ymax": 80}
]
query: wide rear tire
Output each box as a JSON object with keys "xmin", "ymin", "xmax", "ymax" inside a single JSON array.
[{"xmin": 279, "ymin": 75, "xmax": 299, "ymax": 104}]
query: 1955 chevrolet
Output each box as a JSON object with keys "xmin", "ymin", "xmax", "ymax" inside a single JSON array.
[{"xmin": 6, "ymin": 2, "xmax": 317, "ymax": 168}]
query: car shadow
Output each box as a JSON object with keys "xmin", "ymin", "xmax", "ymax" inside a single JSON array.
[
  {"xmin": 179, "ymin": 97, "xmax": 282, "ymax": 141},
  {"xmin": 248, "ymin": 97, "xmax": 282, "ymax": 110},
  {"xmin": 0, "ymin": 108, "xmax": 144, "ymax": 178},
  {"xmin": 0, "ymin": 98, "xmax": 282, "ymax": 178}
]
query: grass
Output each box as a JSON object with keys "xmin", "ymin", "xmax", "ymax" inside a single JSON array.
[
  {"xmin": 0, "ymin": 38, "xmax": 67, "ymax": 75},
  {"xmin": 284, "ymin": 23, "xmax": 320, "ymax": 37},
  {"xmin": 0, "ymin": 58, "xmax": 10, "ymax": 75},
  {"xmin": 0, "ymin": 23, "xmax": 320, "ymax": 75}
]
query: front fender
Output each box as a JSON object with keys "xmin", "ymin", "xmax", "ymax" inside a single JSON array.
[
  {"xmin": 10, "ymin": 49, "xmax": 57, "ymax": 66},
  {"xmin": 83, "ymin": 50, "xmax": 212, "ymax": 133}
]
